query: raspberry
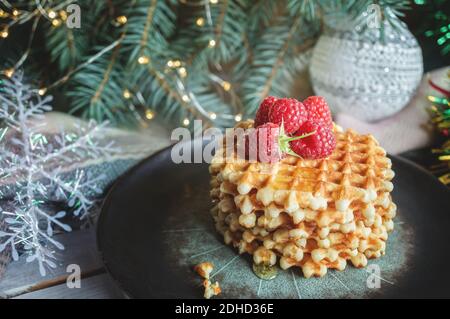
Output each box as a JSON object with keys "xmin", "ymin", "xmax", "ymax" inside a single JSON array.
[
  {"xmin": 303, "ymin": 96, "xmax": 333, "ymax": 129},
  {"xmin": 268, "ymin": 98, "xmax": 307, "ymax": 134},
  {"xmin": 255, "ymin": 96, "xmax": 278, "ymax": 127},
  {"xmin": 290, "ymin": 121, "xmax": 336, "ymax": 159},
  {"xmin": 245, "ymin": 122, "xmax": 281, "ymax": 163}
]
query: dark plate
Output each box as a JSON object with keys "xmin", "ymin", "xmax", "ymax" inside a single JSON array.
[{"xmin": 97, "ymin": 141, "xmax": 450, "ymax": 299}]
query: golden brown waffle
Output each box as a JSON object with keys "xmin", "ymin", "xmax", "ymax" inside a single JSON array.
[{"xmin": 209, "ymin": 120, "xmax": 396, "ymax": 278}]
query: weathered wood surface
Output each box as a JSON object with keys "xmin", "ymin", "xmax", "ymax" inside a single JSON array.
[
  {"xmin": 0, "ymin": 229, "xmax": 124, "ymax": 299},
  {"xmin": 14, "ymin": 274, "xmax": 124, "ymax": 299}
]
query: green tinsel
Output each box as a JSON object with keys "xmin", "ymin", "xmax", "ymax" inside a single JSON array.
[
  {"xmin": 414, "ymin": 0, "xmax": 450, "ymax": 56},
  {"xmin": 428, "ymin": 70, "xmax": 450, "ymax": 185}
]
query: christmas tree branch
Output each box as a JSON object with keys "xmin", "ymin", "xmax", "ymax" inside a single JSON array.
[
  {"xmin": 90, "ymin": 42, "xmax": 122, "ymax": 105},
  {"xmin": 214, "ymin": 0, "xmax": 228, "ymax": 47},
  {"xmin": 241, "ymin": 14, "xmax": 312, "ymax": 114},
  {"xmin": 259, "ymin": 17, "xmax": 301, "ymax": 101},
  {"xmin": 44, "ymin": 37, "xmax": 123, "ymax": 91},
  {"xmin": 138, "ymin": 0, "xmax": 157, "ymax": 56},
  {"xmin": 147, "ymin": 66, "xmax": 212, "ymax": 124}
]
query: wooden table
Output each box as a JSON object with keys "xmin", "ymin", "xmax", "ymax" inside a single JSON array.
[{"xmin": 0, "ymin": 229, "xmax": 125, "ymax": 299}]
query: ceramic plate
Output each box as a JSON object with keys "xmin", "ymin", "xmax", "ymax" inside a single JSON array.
[{"xmin": 97, "ymin": 142, "xmax": 450, "ymax": 298}]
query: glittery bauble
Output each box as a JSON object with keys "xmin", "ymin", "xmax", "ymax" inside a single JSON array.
[{"xmin": 309, "ymin": 18, "xmax": 423, "ymax": 122}]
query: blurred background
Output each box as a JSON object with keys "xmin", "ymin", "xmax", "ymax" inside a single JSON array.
[{"xmin": 0, "ymin": 0, "xmax": 448, "ymax": 127}]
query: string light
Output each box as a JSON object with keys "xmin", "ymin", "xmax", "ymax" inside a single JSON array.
[
  {"xmin": 48, "ymin": 10, "xmax": 57, "ymax": 19},
  {"xmin": 4, "ymin": 68, "xmax": 14, "ymax": 78},
  {"xmin": 178, "ymin": 67, "xmax": 187, "ymax": 78},
  {"xmin": 234, "ymin": 114, "xmax": 242, "ymax": 122},
  {"xmin": 210, "ymin": 0, "xmax": 218, "ymax": 4},
  {"xmin": 196, "ymin": 17, "xmax": 205, "ymax": 26},
  {"xmin": 0, "ymin": 27, "xmax": 8, "ymax": 38},
  {"xmin": 116, "ymin": 15, "xmax": 127, "ymax": 25},
  {"xmin": 138, "ymin": 56, "xmax": 150, "ymax": 64},
  {"xmin": 123, "ymin": 89, "xmax": 131, "ymax": 99},
  {"xmin": 59, "ymin": 10, "xmax": 67, "ymax": 21},
  {"xmin": 52, "ymin": 19, "xmax": 62, "ymax": 27},
  {"xmin": 222, "ymin": 81, "xmax": 231, "ymax": 91},
  {"xmin": 209, "ymin": 112, "xmax": 217, "ymax": 120},
  {"xmin": 208, "ymin": 39, "xmax": 216, "ymax": 48},
  {"xmin": 182, "ymin": 94, "xmax": 190, "ymax": 102},
  {"xmin": 183, "ymin": 118, "xmax": 190, "ymax": 126},
  {"xmin": 12, "ymin": 9, "xmax": 20, "ymax": 17},
  {"xmin": 0, "ymin": 9, "xmax": 8, "ymax": 18},
  {"xmin": 145, "ymin": 110, "xmax": 155, "ymax": 120},
  {"xmin": 167, "ymin": 60, "xmax": 181, "ymax": 68},
  {"xmin": 38, "ymin": 88, "xmax": 47, "ymax": 96}
]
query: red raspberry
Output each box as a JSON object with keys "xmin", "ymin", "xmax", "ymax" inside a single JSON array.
[
  {"xmin": 245, "ymin": 122, "xmax": 281, "ymax": 163},
  {"xmin": 255, "ymin": 96, "xmax": 278, "ymax": 127},
  {"xmin": 303, "ymin": 96, "xmax": 333, "ymax": 129},
  {"xmin": 268, "ymin": 98, "xmax": 307, "ymax": 134},
  {"xmin": 290, "ymin": 121, "xmax": 336, "ymax": 159}
]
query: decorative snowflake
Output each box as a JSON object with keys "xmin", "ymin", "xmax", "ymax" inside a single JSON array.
[{"xmin": 0, "ymin": 72, "xmax": 119, "ymax": 275}]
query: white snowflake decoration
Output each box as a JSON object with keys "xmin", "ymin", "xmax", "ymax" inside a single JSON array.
[{"xmin": 0, "ymin": 72, "xmax": 118, "ymax": 275}]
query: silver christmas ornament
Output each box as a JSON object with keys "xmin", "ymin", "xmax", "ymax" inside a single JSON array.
[{"xmin": 309, "ymin": 12, "xmax": 423, "ymax": 122}]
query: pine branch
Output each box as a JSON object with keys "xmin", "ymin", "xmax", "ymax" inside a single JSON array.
[
  {"xmin": 129, "ymin": 62, "xmax": 212, "ymax": 125},
  {"xmin": 176, "ymin": 0, "xmax": 248, "ymax": 66},
  {"xmin": 67, "ymin": 44, "xmax": 131, "ymax": 125},
  {"xmin": 123, "ymin": 0, "xmax": 177, "ymax": 66},
  {"xmin": 45, "ymin": 0, "xmax": 105, "ymax": 72},
  {"xmin": 287, "ymin": 0, "xmax": 323, "ymax": 21},
  {"xmin": 259, "ymin": 19, "xmax": 300, "ymax": 98},
  {"xmin": 139, "ymin": 0, "xmax": 158, "ymax": 54},
  {"xmin": 91, "ymin": 45, "xmax": 120, "ymax": 105},
  {"xmin": 322, "ymin": 0, "xmax": 411, "ymax": 29},
  {"xmin": 231, "ymin": 32, "xmax": 253, "ymax": 81},
  {"xmin": 241, "ymin": 16, "xmax": 315, "ymax": 115},
  {"xmin": 127, "ymin": 56, "xmax": 239, "ymax": 127},
  {"xmin": 247, "ymin": 0, "xmax": 279, "ymax": 31},
  {"xmin": 214, "ymin": 0, "xmax": 229, "ymax": 48},
  {"xmin": 46, "ymin": 25, "xmax": 87, "ymax": 72}
]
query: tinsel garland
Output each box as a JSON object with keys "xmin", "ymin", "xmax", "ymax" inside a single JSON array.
[
  {"xmin": 428, "ymin": 70, "xmax": 450, "ymax": 185},
  {"xmin": 414, "ymin": 0, "xmax": 450, "ymax": 56}
]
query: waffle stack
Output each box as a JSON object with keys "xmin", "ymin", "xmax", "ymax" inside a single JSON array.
[{"xmin": 209, "ymin": 121, "xmax": 396, "ymax": 278}]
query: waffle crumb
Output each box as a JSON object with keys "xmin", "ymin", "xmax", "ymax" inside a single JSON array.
[
  {"xmin": 194, "ymin": 262, "xmax": 214, "ymax": 279},
  {"xmin": 203, "ymin": 279, "xmax": 221, "ymax": 299}
]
